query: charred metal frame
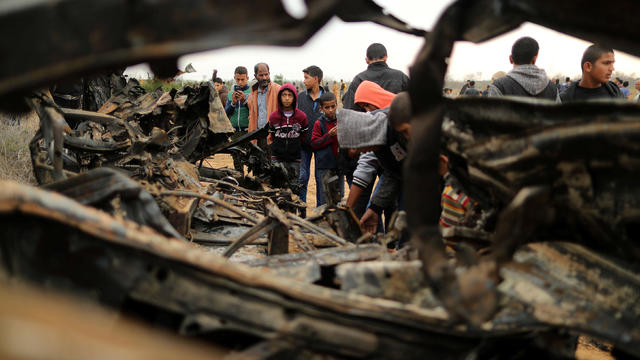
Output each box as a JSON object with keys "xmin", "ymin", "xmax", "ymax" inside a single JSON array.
[{"xmin": 1, "ymin": 0, "xmax": 640, "ymax": 358}]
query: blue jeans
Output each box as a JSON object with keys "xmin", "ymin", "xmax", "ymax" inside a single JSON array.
[
  {"xmin": 315, "ymin": 168, "xmax": 344, "ymax": 206},
  {"xmin": 299, "ymin": 148, "xmax": 322, "ymax": 205}
]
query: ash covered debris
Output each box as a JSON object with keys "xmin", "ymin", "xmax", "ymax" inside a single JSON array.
[{"xmin": 0, "ymin": 0, "xmax": 639, "ymax": 359}]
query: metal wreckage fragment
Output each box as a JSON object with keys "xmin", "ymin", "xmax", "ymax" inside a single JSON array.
[{"xmin": 0, "ymin": 0, "xmax": 640, "ymax": 358}]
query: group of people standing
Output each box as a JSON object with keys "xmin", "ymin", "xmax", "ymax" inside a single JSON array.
[
  {"xmin": 221, "ymin": 43, "xmax": 411, "ymax": 243},
  {"xmin": 219, "ymin": 37, "xmax": 632, "ymax": 242},
  {"xmin": 457, "ymin": 37, "xmax": 630, "ymax": 102}
]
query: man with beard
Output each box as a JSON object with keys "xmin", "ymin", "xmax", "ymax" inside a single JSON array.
[{"xmin": 248, "ymin": 62, "xmax": 281, "ymax": 150}]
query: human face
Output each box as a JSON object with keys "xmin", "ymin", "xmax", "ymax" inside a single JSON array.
[
  {"xmin": 635, "ymin": 80, "xmax": 640, "ymax": 91},
  {"xmin": 255, "ymin": 65, "xmax": 270, "ymax": 88},
  {"xmin": 358, "ymin": 103, "xmax": 378, "ymax": 112},
  {"xmin": 280, "ymin": 90, "xmax": 294, "ymax": 109},
  {"xmin": 320, "ymin": 100, "xmax": 337, "ymax": 119},
  {"xmin": 303, "ymin": 73, "xmax": 318, "ymax": 90},
  {"xmin": 234, "ymin": 73, "xmax": 248, "ymax": 87},
  {"xmin": 587, "ymin": 52, "xmax": 615, "ymax": 84},
  {"xmin": 214, "ymin": 82, "xmax": 222, "ymax": 91}
]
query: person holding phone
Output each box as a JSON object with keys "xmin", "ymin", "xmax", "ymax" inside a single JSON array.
[{"xmin": 224, "ymin": 66, "xmax": 251, "ymax": 172}]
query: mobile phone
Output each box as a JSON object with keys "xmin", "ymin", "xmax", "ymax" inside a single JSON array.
[{"xmin": 233, "ymin": 85, "xmax": 242, "ymax": 92}]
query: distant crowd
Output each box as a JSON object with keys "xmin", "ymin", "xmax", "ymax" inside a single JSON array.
[{"xmin": 211, "ymin": 38, "xmax": 637, "ymax": 248}]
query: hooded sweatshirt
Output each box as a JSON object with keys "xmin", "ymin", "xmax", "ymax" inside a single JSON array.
[
  {"xmin": 354, "ymin": 80, "xmax": 396, "ymax": 110},
  {"xmin": 268, "ymin": 83, "xmax": 308, "ymax": 161},
  {"xmin": 337, "ymin": 109, "xmax": 388, "ymax": 149},
  {"xmin": 488, "ymin": 64, "xmax": 559, "ymax": 101}
]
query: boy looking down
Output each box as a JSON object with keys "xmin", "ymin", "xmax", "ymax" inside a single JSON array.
[{"xmin": 311, "ymin": 92, "xmax": 342, "ymax": 205}]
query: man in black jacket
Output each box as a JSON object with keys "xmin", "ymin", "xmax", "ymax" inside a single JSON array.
[
  {"xmin": 560, "ymin": 44, "xmax": 625, "ymax": 102},
  {"xmin": 488, "ymin": 36, "xmax": 559, "ymax": 101},
  {"xmin": 342, "ymin": 43, "xmax": 409, "ymax": 111}
]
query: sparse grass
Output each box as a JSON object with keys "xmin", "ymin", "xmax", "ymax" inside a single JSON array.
[
  {"xmin": 0, "ymin": 111, "xmax": 38, "ymax": 185},
  {"xmin": 139, "ymin": 79, "xmax": 202, "ymax": 93}
]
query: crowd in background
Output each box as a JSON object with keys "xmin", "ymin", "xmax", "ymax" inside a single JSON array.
[{"xmin": 210, "ymin": 37, "xmax": 637, "ymax": 248}]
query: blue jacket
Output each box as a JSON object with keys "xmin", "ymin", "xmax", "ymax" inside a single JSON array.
[{"xmin": 297, "ymin": 86, "xmax": 327, "ymax": 151}]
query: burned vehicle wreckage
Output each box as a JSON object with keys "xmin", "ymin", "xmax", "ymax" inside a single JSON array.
[{"xmin": 1, "ymin": 0, "xmax": 640, "ymax": 358}]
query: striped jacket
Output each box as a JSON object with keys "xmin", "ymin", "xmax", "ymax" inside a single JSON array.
[{"xmin": 440, "ymin": 183, "xmax": 472, "ymax": 228}]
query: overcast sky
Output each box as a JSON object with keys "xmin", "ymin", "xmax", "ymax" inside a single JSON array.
[{"xmin": 126, "ymin": 0, "xmax": 640, "ymax": 82}]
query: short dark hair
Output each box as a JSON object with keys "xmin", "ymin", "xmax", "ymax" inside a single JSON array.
[
  {"xmin": 565, "ymin": 77, "xmax": 570, "ymax": 81},
  {"xmin": 469, "ymin": 80, "xmax": 475, "ymax": 86},
  {"xmin": 366, "ymin": 43, "xmax": 387, "ymax": 60},
  {"xmin": 511, "ymin": 37, "xmax": 539, "ymax": 65},
  {"xmin": 388, "ymin": 92, "xmax": 411, "ymax": 128},
  {"xmin": 581, "ymin": 45, "xmax": 614, "ymax": 72},
  {"xmin": 254, "ymin": 62, "xmax": 269, "ymax": 74},
  {"xmin": 319, "ymin": 92, "xmax": 336, "ymax": 106},
  {"xmin": 213, "ymin": 77, "xmax": 223, "ymax": 84},
  {"xmin": 624, "ymin": 81, "xmax": 629, "ymax": 87},
  {"xmin": 234, "ymin": 66, "xmax": 248, "ymax": 75},
  {"xmin": 302, "ymin": 65, "xmax": 323, "ymax": 82}
]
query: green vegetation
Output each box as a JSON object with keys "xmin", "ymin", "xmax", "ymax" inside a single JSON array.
[{"xmin": 139, "ymin": 79, "xmax": 202, "ymax": 93}]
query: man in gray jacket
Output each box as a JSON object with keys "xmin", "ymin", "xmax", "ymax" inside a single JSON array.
[{"xmin": 488, "ymin": 36, "xmax": 559, "ymax": 101}]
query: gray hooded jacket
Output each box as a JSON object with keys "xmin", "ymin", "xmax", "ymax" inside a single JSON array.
[
  {"xmin": 488, "ymin": 64, "xmax": 560, "ymax": 102},
  {"xmin": 337, "ymin": 109, "xmax": 388, "ymax": 149}
]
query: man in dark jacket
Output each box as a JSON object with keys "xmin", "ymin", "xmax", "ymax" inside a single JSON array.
[
  {"xmin": 297, "ymin": 65, "xmax": 328, "ymax": 212},
  {"xmin": 339, "ymin": 43, "xmax": 408, "ymax": 218},
  {"xmin": 463, "ymin": 81, "xmax": 481, "ymax": 96},
  {"xmin": 560, "ymin": 44, "xmax": 625, "ymax": 102},
  {"xmin": 459, "ymin": 80, "xmax": 470, "ymax": 96},
  {"xmin": 342, "ymin": 43, "xmax": 409, "ymax": 111},
  {"xmin": 488, "ymin": 37, "xmax": 559, "ymax": 101}
]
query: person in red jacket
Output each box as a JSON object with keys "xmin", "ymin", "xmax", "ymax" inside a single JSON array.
[
  {"xmin": 268, "ymin": 83, "xmax": 308, "ymax": 193},
  {"xmin": 311, "ymin": 92, "xmax": 342, "ymax": 205}
]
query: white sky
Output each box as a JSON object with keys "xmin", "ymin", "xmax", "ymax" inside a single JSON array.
[{"xmin": 125, "ymin": 0, "xmax": 640, "ymax": 82}]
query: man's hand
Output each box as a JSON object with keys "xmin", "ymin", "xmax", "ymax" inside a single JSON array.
[
  {"xmin": 328, "ymin": 126, "xmax": 337, "ymax": 136},
  {"xmin": 236, "ymin": 91, "xmax": 246, "ymax": 103},
  {"xmin": 231, "ymin": 91, "xmax": 238, "ymax": 105},
  {"xmin": 360, "ymin": 209, "xmax": 379, "ymax": 234}
]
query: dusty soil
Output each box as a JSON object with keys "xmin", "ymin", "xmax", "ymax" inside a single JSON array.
[{"xmin": 575, "ymin": 336, "xmax": 614, "ymax": 360}]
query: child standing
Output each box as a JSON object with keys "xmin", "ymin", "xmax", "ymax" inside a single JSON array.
[
  {"xmin": 311, "ymin": 92, "xmax": 342, "ymax": 206},
  {"xmin": 268, "ymin": 83, "xmax": 308, "ymax": 193}
]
